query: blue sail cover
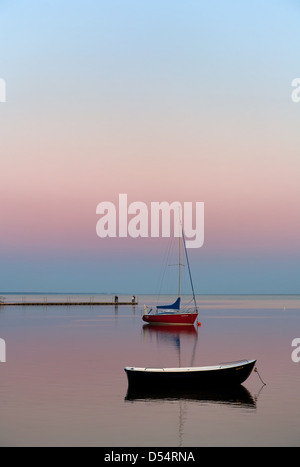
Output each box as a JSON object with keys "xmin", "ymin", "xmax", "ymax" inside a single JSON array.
[{"xmin": 157, "ymin": 297, "xmax": 181, "ymax": 311}]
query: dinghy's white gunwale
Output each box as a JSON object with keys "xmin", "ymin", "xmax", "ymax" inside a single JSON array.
[{"xmin": 125, "ymin": 359, "xmax": 255, "ymax": 373}]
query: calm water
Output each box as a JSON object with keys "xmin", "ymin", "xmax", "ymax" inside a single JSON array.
[{"xmin": 1, "ymin": 294, "xmax": 300, "ymax": 447}]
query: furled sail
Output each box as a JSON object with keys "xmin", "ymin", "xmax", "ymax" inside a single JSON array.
[{"xmin": 157, "ymin": 297, "xmax": 181, "ymax": 311}]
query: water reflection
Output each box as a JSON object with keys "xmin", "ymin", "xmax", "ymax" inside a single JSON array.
[
  {"xmin": 142, "ymin": 324, "xmax": 198, "ymax": 367},
  {"xmin": 142, "ymin": 324, "xmax": 198, "ymax": 338},
  {"xmin": 125, "ymin": 380, "xmax": 258, "ymax": 447},
  {"xmin": 125, "ymin": 384, "xmax": 256, "ymax": 409},
  {"xmin": 125, "ymin": 384, "xmax": 257, "ymax": 447}
]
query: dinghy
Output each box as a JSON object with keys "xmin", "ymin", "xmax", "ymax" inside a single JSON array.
[{"xmin": 125, "ymin": 359, "xmax": 256, "ymax": 390}]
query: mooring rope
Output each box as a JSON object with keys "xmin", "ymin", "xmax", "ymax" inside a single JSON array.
[{"xmin": 254, "ymin": 367, "xmax": 266, "ymax": 386}]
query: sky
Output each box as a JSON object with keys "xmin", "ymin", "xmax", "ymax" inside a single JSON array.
[{"xmin": 0, "ymin": 0, "xmax": 300, "ymax": 294}]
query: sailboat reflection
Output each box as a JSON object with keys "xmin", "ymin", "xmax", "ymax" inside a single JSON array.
[
  {"xmin": 125, "ymin": 324, "xmax": 257, "ymax": 409},
  {"xmin": 142, "ymin": 323, "xmax": 198, "ymax": 368},
  {"xmin": 142, "ymin": 324, "xmax": 198, "ymax": 337}
]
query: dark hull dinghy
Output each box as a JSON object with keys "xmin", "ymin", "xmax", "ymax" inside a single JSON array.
[{"xmin": 125, "ymin": 359, "xmax": 256, "ymax": 390}]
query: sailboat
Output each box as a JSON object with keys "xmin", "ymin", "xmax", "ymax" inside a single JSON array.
[{"xmin": 142, "ymin": 226, "xmax": 198, "ymax": 325}]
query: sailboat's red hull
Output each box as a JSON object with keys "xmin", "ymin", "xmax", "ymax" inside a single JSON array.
[{"xmin": 142, "ymin": 312, "xmax": 198, "ymax": 325}]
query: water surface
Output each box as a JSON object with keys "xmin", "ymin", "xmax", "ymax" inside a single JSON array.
[{"xmin": 0, "ymin": 294, "xmax": 300, "ymax": 446}]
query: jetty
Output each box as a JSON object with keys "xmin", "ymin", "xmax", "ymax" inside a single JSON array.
[{"xmin": 0, "ymin": 296, "xmax": 138, "ymax": 307}]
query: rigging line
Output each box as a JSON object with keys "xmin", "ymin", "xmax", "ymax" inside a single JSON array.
[
  {"xmin": 182, "ymin": 228, "xmax": 198, "ymax": 311},
  {"xmin": 155, "ymin": 235, "xmax": 174, "ymax": 305},
  {"xmin": 179, "ymin": 217, "xmax": 181, "ymax": 298}
]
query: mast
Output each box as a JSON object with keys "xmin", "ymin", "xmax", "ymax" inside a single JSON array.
[
  {"xmin": 182, "ymin": 228, "xmax": 198, "ymax": 312},
  {"xmin": 178, "ymin": 207, "xmax": 183, "ymax": 299},
  {"xmin": 179, "ymin": 221, "xmax": 181, "ymax": 298}
]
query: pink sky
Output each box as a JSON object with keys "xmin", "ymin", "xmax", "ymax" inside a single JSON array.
[
  {"xmin": 1, "ymin": 129, "xmax": 299, "ymax": 259},
  {"xmin": 1, "ymin": 0, "xmax": 299, "ymax": 292}
]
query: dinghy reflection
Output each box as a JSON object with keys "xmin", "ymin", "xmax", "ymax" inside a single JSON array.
[{"xmin": 125, "ymin": 383, "xmax": 256, "ymax": 409}]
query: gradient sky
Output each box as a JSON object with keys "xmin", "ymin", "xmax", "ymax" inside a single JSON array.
[{"xmin": 0, "ymin": 0, "xmax": 300, "ymax": 293}]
